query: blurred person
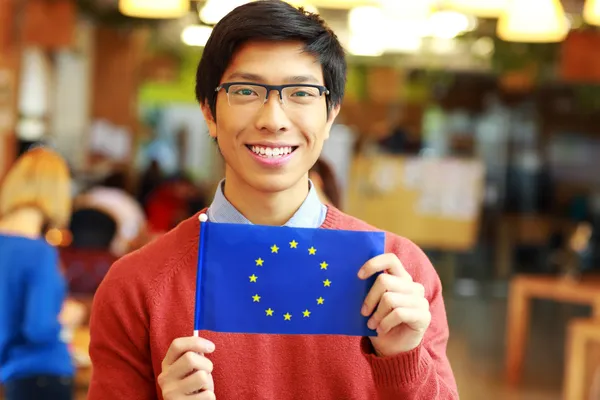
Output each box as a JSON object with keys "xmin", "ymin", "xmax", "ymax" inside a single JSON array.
[
  {"xmin": 309, "ymin": 158, "xmax": 341, "ymax": 209},
  {"xmin": 74, "ymin": 171, "xmax": 148, "ymax": 256},
  {"xmin": 138, "ymin": 159, "xmax": 163, "ymax": 207},
  {"xmin": 88, "ymin": 2, "xmax": 457, "ymax": 400},
  {"xmin": 0, "ymin": 147, "xmax": 84, "ymax": 400},
  {"xmin": 144, "ymin": 174, "xmax": 207, "ymax": 233}
]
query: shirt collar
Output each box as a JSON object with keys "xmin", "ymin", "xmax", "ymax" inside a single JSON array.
[{"xmin": 207, "ymin": 179, "xmax": 327, "ymax": 228}]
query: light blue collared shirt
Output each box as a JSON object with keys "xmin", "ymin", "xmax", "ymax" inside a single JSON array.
[{"xmin": 206, "ymin": 179, "xmax": 327, "ymax": 228}]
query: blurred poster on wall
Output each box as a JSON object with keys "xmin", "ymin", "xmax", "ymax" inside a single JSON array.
[
  {"xmin": 88, "ymin": 119, "xmax": 132, "ymax": 162},
  {"xmin": 347, "ymin": 155, "xmax": 484, "ymax": 251},
  {"xmin": 402, "ymin": 157, "xmax": 484, "ymax": 220}
]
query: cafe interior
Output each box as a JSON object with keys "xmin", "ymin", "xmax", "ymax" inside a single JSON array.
[{"xmin": 4, "ymin": 0, "xmax": 600, "ymax": 398}]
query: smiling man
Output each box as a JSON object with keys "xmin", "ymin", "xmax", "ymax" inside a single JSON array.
[{"xmin": 87, "ymin": 1, "xmax": 458, "ymax": 399}]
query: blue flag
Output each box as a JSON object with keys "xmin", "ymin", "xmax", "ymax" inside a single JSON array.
[{"xmin": 194, "ymin": 221, "xmax": 385, "ymax": 337}]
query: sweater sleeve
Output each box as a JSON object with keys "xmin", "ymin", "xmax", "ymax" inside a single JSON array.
[
  {"xmin": 87, "ymin": 261, "xmax": 158, "ymax": 400},
  {"xmin": 22, "ymin": 245, "xmax": 63, "ymax": 344},
  {"xmin": 361, "ymin": 239, "xmax": 459, "ymax": 399}
]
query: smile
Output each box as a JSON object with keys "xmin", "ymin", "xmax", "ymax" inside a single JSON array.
[{"xmin": 246, "ymin": 145, "xmax": 298, "ymax": 158}]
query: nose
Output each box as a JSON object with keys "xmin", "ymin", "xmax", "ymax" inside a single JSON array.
[{"xmin": 254, "ymin": 89, "xmax": 291, "ymax": 134}]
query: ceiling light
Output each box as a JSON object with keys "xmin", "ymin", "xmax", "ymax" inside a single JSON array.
[
  {"xmin": 181, "ymin": 25, "xmax": 213, "ymax": 47},
  {"xmin": 497, "ymin": 0, "xmax": 568, "ymax": 43},
  {"xmin": 119, "ymin": 0, "xmax": 188, "ymax": 19},
  {"xmin": 200, "ymin": 0, "xmax": 249, "ymax": 25},
  {"xmin": 584, "ymin": 0, "xmax": 600, "ymax": 26},
  {"xmin": 442, "ymin": 0, "xmax": 508, "ymax": 18}
]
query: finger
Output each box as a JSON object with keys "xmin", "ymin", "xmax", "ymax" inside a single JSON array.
[
  {"xmin": 162, "ymin": 337, "xmax": 215, "ymax": 368},
  {"xmin": 358, "ymin": 253, "xmax": 412, "ymax": 281},
  {"xmin": 181, "ymin": 370, "xmax": 213, "ymax": 395},
  {"xmin": 367, "ymin": 292, "xmax": 421, "ymax": 329},
  {"xmin": 377, "ymin": 306, "xmax": 431, "ymax": 335},
  {"xmin": 169, "ymin": 351, "xmax": 214, "ymax": 380},
  {"xmin": 190, "ymin": 390, "xmax": 216, "ymax": 400},
  {"xmin": 361, "ymin": 273, "xmax": 414, "ymax": 317}
]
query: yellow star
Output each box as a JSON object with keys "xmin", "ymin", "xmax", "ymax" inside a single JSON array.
[
  {"xmin": 303, "ymin": 309, "xmax": 311, "ymax": 317},
  {"xmin": 265, "ymin": 308, "xmax": 274, "ymax": 316},
  {"xmin": 289, "ymin": 240, "xmax": 298, "ymax": 249},
  {"xmin": 317, "ymin": 297, "xmax": 324, "ymax": 305},
  {"xmin": 308, "ymin": 246, "xmax": 317, "ymax": 255},
  {"xmin": 252, "ymin": 294, "xmax": 261, "ymax": 302},
  {"xmin": 249, "ymin": 274, "xmax": 258, "ymax": 283},
  {"xmin": 271, "ymin": 244, "xmax": 279, "ymax": 253},
  {"xmin": 255, "ymin": 258, "xmax": 264, "ymax": 266},
  {"xmin": 283, "ymin": 312, "xmax": 292, "ymax": 321},
  {"xmin": 323, "ymin": 279, "xmax": 331, "ymax": 287},
  {"xmin": 320, "ymin": 261, "xmax": 328, "ymax": 270}
]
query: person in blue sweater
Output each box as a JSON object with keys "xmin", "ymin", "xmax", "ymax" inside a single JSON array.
[{"xmin": 0, "ymin": 147, "xmax": 79, "ymax": 400}]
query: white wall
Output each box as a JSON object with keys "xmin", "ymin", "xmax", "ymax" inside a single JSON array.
[{"xmin": 49, "ymin": 19, "xmax": 94, "ymax": 169}]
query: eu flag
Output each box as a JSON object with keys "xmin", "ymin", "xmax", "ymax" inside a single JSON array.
[{"xmin": 194, "ymin": 220, "xmax": 385, "ymax": 337}]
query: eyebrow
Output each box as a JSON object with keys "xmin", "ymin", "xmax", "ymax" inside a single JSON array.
[{"xmin": 225, "ymin": 72, "xmax": 322, "ymax": 84}]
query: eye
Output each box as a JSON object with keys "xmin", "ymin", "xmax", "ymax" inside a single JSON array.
[
  {"xmin": 291, "ymin": 90, "xmax": 316, "ymax": 97},
  {"xmin": 233, "ymin": 88, "xmax": 258, "ymax": 96}
]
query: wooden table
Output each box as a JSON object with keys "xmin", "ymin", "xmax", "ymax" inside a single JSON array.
[
  {"xmin": 564, "ymin": 318, "xmax": 600, "ymax": 400},
  {"xmin": 505, "ymin": 274, "xmax": 600, "ymax": 386}
]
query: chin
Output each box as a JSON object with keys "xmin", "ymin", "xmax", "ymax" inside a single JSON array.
[{"xmin": 245, "ymin": 173, "xmax": 306, "ymax": 194}]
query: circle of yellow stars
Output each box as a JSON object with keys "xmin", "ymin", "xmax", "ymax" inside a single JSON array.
[{"xmin": 248, "ymin": 239, "xmax": 330, "ymax": 321}]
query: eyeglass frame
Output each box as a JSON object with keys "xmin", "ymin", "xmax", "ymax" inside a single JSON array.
[{"xmin": 214, "ymin": 82, "xmax": 330, "ymax": 106}]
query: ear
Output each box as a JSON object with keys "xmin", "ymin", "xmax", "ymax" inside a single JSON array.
[
  {"xmin": 201, "ymin": 103, "xmax": 217, "ymax": 138},
  {"xmin": 324, "ymin": 104, "xmax": 341, "ymax": 140}
]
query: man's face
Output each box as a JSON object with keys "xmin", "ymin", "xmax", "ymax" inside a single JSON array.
[{"xmin": 201, "ymin": 40, "xmax": 339, "ymax": 194}]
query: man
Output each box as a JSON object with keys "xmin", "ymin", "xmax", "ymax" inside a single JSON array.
[{"xmin": 88, "ymin": 2, "xmax": 458, "ymax": 399}]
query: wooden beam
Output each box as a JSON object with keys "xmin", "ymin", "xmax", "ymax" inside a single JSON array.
[{"xmin": 0, "ymin": 0, "xmax": 21, "ymax": 182}]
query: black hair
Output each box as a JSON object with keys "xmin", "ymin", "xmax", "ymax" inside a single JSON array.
[
  {"xmin": 101, "ymin": 171, "xmax": 127, "ymax": 190},
  {"xmin": 195, "ymin": 0, "xmax": 347, "ymax": 120},
  {"xmin": 310, "ymin": 158, "xmax": 341, "ymax": 209}
]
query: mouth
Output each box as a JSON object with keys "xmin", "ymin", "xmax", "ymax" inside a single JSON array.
[{"xmin": 245, "ymin": 144, "xmax": 299, "ymax": 159}]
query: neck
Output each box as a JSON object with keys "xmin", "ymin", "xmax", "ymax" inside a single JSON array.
[
  {"xmin": 222, "ymin": 169, "xmax": 310, "ymax": 226},
  {"xmin": 0, "ymin": 208, "xmax": 45, "ymax": 239}
]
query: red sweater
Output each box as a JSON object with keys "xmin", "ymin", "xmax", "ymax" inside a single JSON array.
[{"xmin": 88, "ymin": 208, "xmax": 458, "ymax": 399}]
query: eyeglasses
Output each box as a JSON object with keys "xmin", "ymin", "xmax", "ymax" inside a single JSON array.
[{"xmin": 215, "ymin": 82, "xmax": 329, "ymax": 109}]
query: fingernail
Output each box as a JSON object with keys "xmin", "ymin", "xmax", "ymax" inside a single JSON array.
[
  {"xmin": 367, "ymin": 318, "xmax": 376, "ymax": 330},
  {"xmin": 206, "ymin": 342, "xmax": 215, "ymax": 352},
  {"xmin": 361, "ymin": 304, "xmax": 368, "ymax": 316},
  {"xmin": 358, "ymin": 269, "xmax": 365, "ymax": 279}
]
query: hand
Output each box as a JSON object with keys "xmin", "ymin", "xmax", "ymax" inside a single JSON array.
[
  {"xmin": 158, "ymin": 337, "xmax": 216, "ymax": 399},
  {"xmin": 358, "ymin": 253, "xmax": 431, "ymax": 357},
  {"xmin": 59, "ymin": 299, "xmax": 87, "ymax": 328}
]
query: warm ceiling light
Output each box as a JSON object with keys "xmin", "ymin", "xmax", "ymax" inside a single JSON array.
[
  {"xmin": 442, "ymin": 0, "xmax": 508, "ymax": 18},
  {"xmin": 181, "ymin": 25, "xmax": 213, "ymax": 47},
  {"xmin": 378, "ymin": 0, "xmax": 433, "ymax": 19},
  {"xmin": 347, "ymin": 32, "xmax": 385, "ymax": 56},
  {"xmin": 497, "ymin": 0, "xmax": 568, "ymax": 42},
  {"xmin": 119, "ymin": 0, "xmax": 188, "ymax": 18},
  {"xmin": 584, "ymin": 0, "xmax": 600, "ymax": 26},
  {"xmin": 427, "ymin": 10, "xmax": 471, "ymax": 39},
  {"xmin": 200, "ymin": 0, "xmax": 249, "ymax": 25},
  {"xmin": 310, "ymin": 0, "xmax": 375, "ymax": 9},
  {"xmin": 348, "ymin": 6, "xmax": 383, "ymax": 33}
]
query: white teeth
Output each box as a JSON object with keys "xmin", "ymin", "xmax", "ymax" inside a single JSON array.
[{"xmin": 250, "ymin": 146, "xmax": 294, "ymax": 158}]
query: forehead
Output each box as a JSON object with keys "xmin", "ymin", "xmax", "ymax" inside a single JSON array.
[{"xmin": 222, "ymin": 40, "xmax": 324, "ymax": 85}]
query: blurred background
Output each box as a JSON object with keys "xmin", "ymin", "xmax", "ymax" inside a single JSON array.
[{"xmin": 3, "ymin": 0, "xmax": 600, "ymax": 398}]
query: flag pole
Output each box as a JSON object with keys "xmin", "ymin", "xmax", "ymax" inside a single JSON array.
[{"xmin": 194, "ymin": 212, "xmax": 208, "ymax": 337}]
